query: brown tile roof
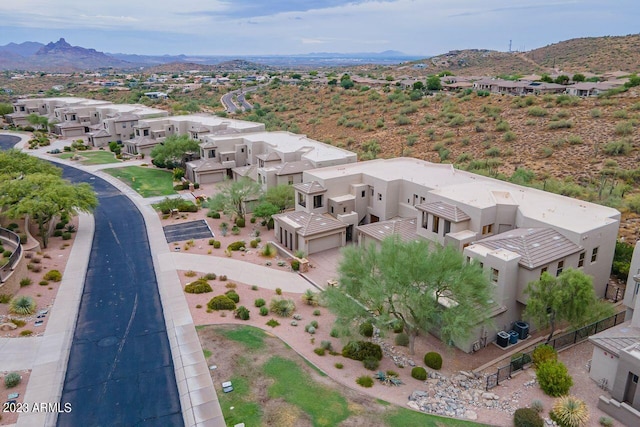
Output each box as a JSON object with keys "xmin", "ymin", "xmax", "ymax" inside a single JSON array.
[
  {"xmin": 294, "ymin": 181, "xmax": 326, "ymax": 195},
  {"xmin": 416, "ymin": 201, "xmax": 470, "ymax": 223},
  {"xmin": 187, "ymin": 159, "xmax": 226, "ymax": 172},
  {"xmin": 357, "ymin": 217, "xmax": 417, "ymax": 242},
  {"xmin": 475, "ymin": 228, "xmax": 582, "ymax": 270},
  {"xmin": 273, "ymin": 211, "xmax": 346, "ymax": 237}
]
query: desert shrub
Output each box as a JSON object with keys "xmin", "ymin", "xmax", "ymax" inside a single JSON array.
[
  {"xmin": 395, "ymin": 333, "xmax": 410, "ymax": 347},
  {"xmin": 219, "ymin": 275, "xmax": 227, "ymax": 281},
  {"xmin": 53, "ymin": 230, "xmax": 63, "ymax": 237},
  {"xmin": 313, "ymin": 309, "xmax": 321, "ymax": 316},
  {"xmin": 202, "ymin": 273, "xmax": 217, "ymax": 280},
  {"xmin": 330, "ymin": 328, "xmax": 340, "ymax": 338},
  {"xmin": 527, "ymin": 106, "xmax": 547, "ymax": 117},
  {"xmin": 254, "ymin": 298, "xmax": 266, "ymax": 307},
  {"xmin": 513, "ymin": 407, "xmax": 544, "ymax": 427},
  {"xmin": 598, "ymin": 417, "xmax": 613, "ymax": 427},
  {"xmin": 251, "ymin": 285, "xmax": 258, "ymax": 291},
  {"xmin": 363, "ymin": 357, "xmax": 380, "ymax": 371},
  {"xmin": 3, "ymin": 250, "xmax": 13, "ymax": 257},
  {"xmin": 530, "ymin": 399, "xmax": 544, "ymax": 413},
  {"xmin": 424, "ymin": 352, "xmax": 443, "ymax": 370},
  {"xmin": 62, "ymin": 232, "xmax": 72, "ymax": 240},
  {"xmin": 532, "ymin": 345, "xmax": 557, "ymax": 366},
  {"xmin": 259, "ymin": 306, "xmax": 269, "ymax": 316},
  {"xmin": 10, "ymin": 296, "xmax": 36, "ymax": 315},
  {"xmin": 548, "ymin": 120, "xmax": 573, "ymax": 130},
  {"xmin": 342, "ymin": 341, "xmax": 383, "ymax": 361},
  {"xmin": 310, "ymin": 320, "xmax": 318, "ymax": 329},
  {"xmin": 269, "ymin": 297, "xmax": 296, "ymax": 317},
  {"xmin": 335, "ymin": 363, "xmax": 343, "ymax": 369},
  {"xmin": 485, "ymin": 146, "xmax": 501, "ymax": 157},
  {"xmin": 231, "ymin": 225, "xmax": 240, "ymax": 235},
  {"xmin": 235, "ymin": 306, "xmax": 250, "ymax": 320},
  {"xmin": 536, "ymin": 360, "xmax": 573, "ymax": 397},
  {"xmin": 184, "ymin": 270, "xmax": 197, "ymax": 277},
  {"xmin": 495, "ymin": 121, "xmax": 510, "ymax": 132},
  {"xmin": 208, "ymin": 211, "xmax": 221, "ymax": 219},
  {"xmin": 261, "ymin": 243, "xmax": 276, "ymax": 257},
  {"xmin": 225, "ymin": 290, "xmax": 240, "ymax": 303},
  {"xmin": 614, "ymin": 121, "xmax": 633, "ymax": 135},
  {"xmin": 313, "ymin": 347, "xmax": 326, "ymax": 356},
  {"xmin": 359, "ymin": 322, "xmax": 374, "ymax": 337},
  {"xmin": 305, "ymin": 325, "xmax": 316, "ymax": 334},
  {"xmin": 391, "ymin": 320, "xmax": 404, "ymax": 333},
  {"xmin": 356, "ymin": 375, "xmax": 374, "ymax": 387},
  {"xmin": 213, "ymin": 240, "xmax": 221, "ymax": 249},
  {"xmin": 184, "ymin": 279, "xmax": 212, "ymax": 294},
  {"xmin": 4, "ymin": 372, "xmax": 21, "ymax": 388},
  {"xmin": 291, "ymin": 259, "xmax": 300, "ymax": 271},
  {"xmin": 275, "ymin": 287, "xmax": 282, "ymax": 295},
  {"xmin": 266, "ymin": 318, "xmax": 280, "ymax": 328},
  {"xmin": 411, "ymin": 367, "xmax": 427, "ymax": 380},
  {"xmin": 320, "ymin": 340, "xmax": 333, "ymax": 351},
  {"xmin": 207, "ymin": 295, "xmax": 236, "ymax": 311},
  {"xmin": 20, "ymin": 278, "xmax": 32, "ymax": 287},
  {"xmin": 603, "ymin": 140, "xmax": 632, "ymax": 156},
  {"xmin": 0, "ymin": 294, "xmax": 10, "ymax": 303},
  {"xmin": 39, "ymin": 280, "xmax": 49, "ymax": 286},
  {"xmin": 227, "ymin": 241, "xmax": 246, "ymax": 251},
  {"xmin": 550, "ymin": 395, "xmax": 589, "ymax": 427},
  {"xmin": 10, "ymin": 319, "xmax": 26, "ymax": 327},
  {"xmin": 20, "ymin": 330, "xmax": 33, "ymax": 336},
  {"xmin": 301, "ymin": 289, "xmax": 318, "ymax": 306},
  {"xmin": 250, "ymin": 239, "xmax": 259, "ymax": 248}
]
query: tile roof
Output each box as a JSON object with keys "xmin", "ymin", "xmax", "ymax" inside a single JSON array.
[
  {"xmin": 416, "ymin": 201, "xmax": 471, "ymax": 223},
  {"xmin": 357, "ymin": 218, "xmax": 418, "ymax": 242},
  {"xmin": 275, "ymin": 160, "xmax": 313, "ymax": 176},
  {"xmin": 187, "ymin": 159, "xmax": 226, "ymax": 172},
  {"xmin": 589, "ymin": 322, "xmax": 640, "ymax": 357},
  {"xmin": 273, "ymin": 211, "xmax": 346, "ymax": 237},
  {"xmin": 475, "ymin": 228, "xmax": 582, "ymax": 270},
  {"xmin": 232, "ymin": 164, "xmax": 256, "ymax": 177},
  {"xmin": 294, "ymin": 181, "xmax": 326, "ymax": 195}
]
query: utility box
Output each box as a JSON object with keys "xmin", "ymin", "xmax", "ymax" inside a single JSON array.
[{"xmin": 497, "ymin": 331, "xmax": 510, "ymax": 348}]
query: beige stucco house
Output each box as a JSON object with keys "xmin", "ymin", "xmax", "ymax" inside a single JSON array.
[
  {"xmin": 282, "ymin": 158, "xmax": 620, "ymax": 352},
  {"xmin": 589, "ymin": 243, "xmax": 640, "ymax": 425}
]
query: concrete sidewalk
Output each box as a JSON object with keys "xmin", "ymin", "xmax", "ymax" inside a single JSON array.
[{"xmin": 161, "ymin": 252, "xmax": 316, "ymax": 293}]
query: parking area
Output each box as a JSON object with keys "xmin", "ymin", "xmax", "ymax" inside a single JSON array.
[{"xmin": 163, "ymin": 220, "xmax": 214, "ymax": 243}]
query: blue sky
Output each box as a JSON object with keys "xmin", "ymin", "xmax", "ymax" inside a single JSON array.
[{"xmin": 0, "ymin": 0, "xmax": 638, "ymax": 56}]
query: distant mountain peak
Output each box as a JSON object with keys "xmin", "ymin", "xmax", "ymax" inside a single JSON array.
[{"xmin": 37, "ymin": 38, "xmax": 74, "ymax": 55}]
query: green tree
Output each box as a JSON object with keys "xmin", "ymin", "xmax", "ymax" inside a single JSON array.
[
  {"xmin": 540, "ymin": 74, "xmax": 553, "ymax": 83},
  {"xmin": 252, "ymin": 201, "xmax": 279, "ymax": 229},
  {"xmin": 26, "ymin": 113, "xmax": 48, "ymax": 130},
  {"xmin": 208, "ymin": 178, "xmax": 262, "ymax": 220},
  {"xmin": 524, "ymin": 269, "xmax": 614, "ymax": 343},
  {"xmin": 572, "ymin": 73, "xmax": 586, "ymax": 83},
  {"xmin": 150, "ymin": 134, "xmax": 200, "ymax": 168},
  {"xmin": 555, "ymin": 75, "xmax": 570, "ymax": 85},
  {"xmin": 426, "ymin": 75, "xmax": 442, "ymax": 91},
  {"xmin": 340, "ymin": 77, "xmax": 354, "ymax": 90},
  {"xmin": 0, "ymin": 103, "xmax": 13, "ymax": 116},
  {"xmin": 0, "ymin": 173, "xmax": 98, "ymax": 248},
  {"xmin": 412, "ymin": 81, "xmax": 425, "ymax": 91},
  {"xmin": 264, "ymin": 184, "xmax": 294, "ymax": 211},
  {"xmin": 0, "ymin": 149, "xmax": 61, "ymax": 180},
  {"xmin": 324, "ymin": 237, "xmax": 493, "ymax": 354}
]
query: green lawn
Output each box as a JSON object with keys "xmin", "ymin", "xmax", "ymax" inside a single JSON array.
[
  {"xmin": 386, "ymin": 408, "xmax": 484, "ymax": 427},
  {"xmin": 264, "ymin": 356, "xmax": 350, "ymax": 427},
  {"xmin": 218, "ymin": 326, "xmax": 266, "ymax": 350},
  {"xmin": 217, "ymin": 374, "xmax": 262, "ymax": 427},
  {"xmin": 103, "ymin": 166, "xmax": 175, "ymax": 198},
  {"xmin": 58, "ymin": 151, "xmax": 120, "ymax": 165}
]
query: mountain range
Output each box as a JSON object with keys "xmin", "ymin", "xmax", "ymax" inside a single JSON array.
[{"xmin": 1, "ymin": 34, "xmax": 640, "ymax": 73}]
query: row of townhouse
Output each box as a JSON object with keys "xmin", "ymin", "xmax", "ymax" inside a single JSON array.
[
  {"xmin": 272, "ymin": 158, "xmax": 620, "ymax": 353},
  {"xmin": 471, "ymin": 78, "xmax": 625, "ymax": 96},
  {"xmin": 6, "ymin": 97, "xmax": 169, "ymax": 143}
]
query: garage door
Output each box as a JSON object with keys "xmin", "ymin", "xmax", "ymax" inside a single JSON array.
[
  {"xmin": 198, "ymin": 171, "xmax": 225, "ymax": 184},
  {"xmin": 308, "ymin": 233, "xmax": 342, "ymax": 254}
]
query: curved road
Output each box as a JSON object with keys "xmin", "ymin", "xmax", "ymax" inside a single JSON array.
[
  {"xmin": 220, "ymin": 86, "xmax": 258, "ymax": 113},
  {"xmin": 0, "ymin": 135, "xmax": 183, "ymax": 426}
]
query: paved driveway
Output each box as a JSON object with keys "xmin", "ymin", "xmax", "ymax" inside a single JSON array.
[{"xmin": 55, "ymin": 166, "xmax": 183, "ymax": 426}]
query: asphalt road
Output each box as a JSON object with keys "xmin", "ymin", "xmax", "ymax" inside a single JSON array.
[{"xmin": 0, "ymin": 136, "xmax": 183, "ymax": 426}]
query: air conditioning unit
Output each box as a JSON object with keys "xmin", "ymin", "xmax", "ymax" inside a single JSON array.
[{"xmin": 496, "ymin": 331, "xmax": 510, "ymax": 348}]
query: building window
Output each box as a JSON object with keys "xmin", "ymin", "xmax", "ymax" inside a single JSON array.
[
  {"xmin": 591, "ymin": 247, "xmax": 598, "ymax": 263},
  {"xmin": 343, "ymin": 207, "xmax": 346, "ymax": 213},
  {"xmin": 413, "ymin": 194, "xmax": 418, "ymax": 206},
  {"xmin": 330, "ymin": 206, "xmax": 334, "ymax": 214},
  {"xmin": 288, "ymin": 176, "xmax": 294, "ymax": 185},
  {"xmin": 420, "ymin": 196, "xmax": 425, "ymax": 203},
  {"xmin": 313, "ymin": 195, "xmax": 323, "ymax": 209},
  {"xmin": 578, "ymin": 252, "xmax": 585, "ymax": 268},
  {"xmin": 361, "ymin": 190, "xmax": 365, "ymax": 198},
  {"xmin": 208, "ymin": 150, "xmax": 215, "ymax": 158},
  {"xmin": 241, "ymin": 148, "xmax": 245, "ymax": 153},
  {"xmin": 556, "ymin": 260, "xmax": 564, "ymax": 276},
  {"xmin": 371, "ymin": 188, "xmax": 374, "ymax": 197},
  {"xmin": 479, "ymin": 262, "xmax": 484, "ymax": 269},
  {"xmin": 541, "ymin": 267, "xmax": 547, "ymax": 277},
  {"xmin": 482, "ymin": 224, "xmax": 494, "ymax": 235},
  {"xmin": 432, "ymin": 215, "xmax": 440, "ymax": 233},
  {"xmin": 377, "ymin": 193, "xmax": 382, "ymax": 201},
  {"xmin": 422, "ymin": 212, "xmax": 428, "ymax": 229},
  {"xmin": 491, "ymin": 268, "xmax": 499, "ymax": 283},
  {"xmin": 298, "ymin": 193, "xmax": 306, "ymax": 207},
  {"xmin": 444, "ymin": 220, "xmax": 451, "ymax": 234}
]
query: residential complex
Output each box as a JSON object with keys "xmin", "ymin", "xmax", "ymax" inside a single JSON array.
[{"xmin": 274, "ymin": 158, "xmax": 620, "ymax": 352}]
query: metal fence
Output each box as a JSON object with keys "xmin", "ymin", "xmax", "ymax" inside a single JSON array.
[
  {"xmin": 0, "ymin": 227, "xmax": 22, "ymax": 282},
  {"xmin": 485, "ymin": 311, "xmax": 627, "ymax": 390},
  {"xmin": 605, "ymin": 281, "xmax": 625, "ymax": 303}
]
